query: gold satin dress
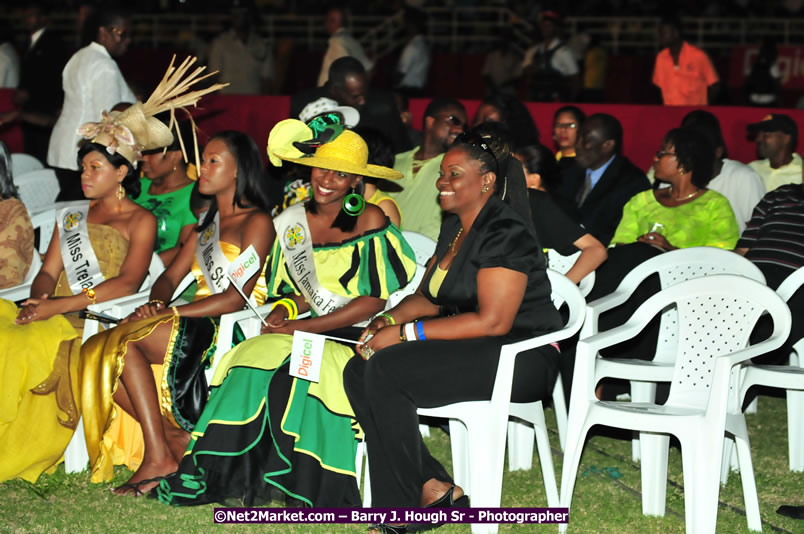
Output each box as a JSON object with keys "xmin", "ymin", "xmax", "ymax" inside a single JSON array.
[
  {"xmin": 79, "ymin": 242, "xmax": 267, "ymax": 483},
  {"xmin": 0, "ymin": 224, "xmax": 128, "ymax": 483}
]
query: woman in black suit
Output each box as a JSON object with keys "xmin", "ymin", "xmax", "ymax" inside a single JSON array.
[{"xmin": 344, "ymin": 130, "xmax": 563, "ymax": 534}]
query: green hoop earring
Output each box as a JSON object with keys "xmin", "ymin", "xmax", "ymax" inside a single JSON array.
[{"xmin": 342, "ymin": 189, "xmax": 365, "ymax": 216}]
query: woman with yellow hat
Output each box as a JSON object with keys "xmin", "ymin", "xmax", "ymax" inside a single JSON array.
[{"xmin": 154, "ymin": 122, "xmax": 417, "ymax": 508}]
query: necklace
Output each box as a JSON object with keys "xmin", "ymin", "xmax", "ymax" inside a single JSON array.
[
  {"xmin": 450, "ymin": 227, "xmax": 463, "ymax": 255},
  {"xmin": 670, "ymin": 188, "xmax": 700, "ymax": 202}
]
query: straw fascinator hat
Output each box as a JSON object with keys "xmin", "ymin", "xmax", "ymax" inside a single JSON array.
[
  {"xmin": 266, "ymin": 119, "xmax": 402, "ymax": 181},
  {"xmin": 78, "ymin": 55, "xmax": 227, "ymax": 167}
]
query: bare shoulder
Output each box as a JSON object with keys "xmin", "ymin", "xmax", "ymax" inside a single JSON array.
[
  {"xmin": 357, "ymin": 204, "xmax": 387, "ymax": 232},
  {"xmin": 127, "ymin": 202, "xmax": 156, "ymax": 226},
  {"xmin": 241, "ymin": 210, "xmax": 275, "ymax": 239}
]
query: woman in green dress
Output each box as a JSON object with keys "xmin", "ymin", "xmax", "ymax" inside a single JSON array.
[{"xmin": 155, "ymin": 124, "xmax": 416, "ymax": 508}]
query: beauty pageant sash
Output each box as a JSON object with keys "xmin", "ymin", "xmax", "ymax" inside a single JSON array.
[
  {"xmin": 57, "ymin": 202, "xmax": 105, "ymax": 294},
  {"xmin": 195, "ymin": 211, "xmax": 231, "ymax": 295},
  {"xmin": 273, "ymin": 202, "xmax": 352, "ymax": 316}
]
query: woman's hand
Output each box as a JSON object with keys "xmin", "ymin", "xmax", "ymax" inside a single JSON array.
[
  {"xmin": 16, "ymin": 296, "xmax": 62, "ymax": 324},
  {"xmin": 358, "ymin": 315, "xmax": 393, "ymax": 344},
  {"xmin": 132, "ymin": 300, "xmax": 169, "ymax": 320},
  {"xmin": 637, "ymin": 232, "xmax": 675, "ymax": 251},
  {"xmin": 261, "ymin": 319, "xmax": 300, "ymax": 336},
  {"xmin": 358, "ymin": 322, "xmax": 401, "ymax": 359}
]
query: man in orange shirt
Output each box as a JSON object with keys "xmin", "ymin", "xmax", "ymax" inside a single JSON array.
[{"xmin": 652, "ymin": 16, "xmax": 719, "ymax": 105}]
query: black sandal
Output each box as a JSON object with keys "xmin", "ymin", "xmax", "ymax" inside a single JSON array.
[
  {"xmin": 368, "ymin": 524, "xmax": 407, "ymax": 534},
  {"xmin": 424, "ymin": 484, "xmax": 469, "ymax": 509},
  {"xmin": 111, "ymin": 474, "xmax": 175, "ymax": 497}
]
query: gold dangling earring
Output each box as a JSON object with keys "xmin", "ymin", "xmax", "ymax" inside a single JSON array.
[{"xmin": 116, "ymin": 183, "xmax": 124, "ymax": 213}]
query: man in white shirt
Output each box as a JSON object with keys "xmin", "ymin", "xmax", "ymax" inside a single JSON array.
[
  {"xmin": 47, "ymin": 10, "xmax": 134, "ymax": 200},
  {"xmin": 679, "ymin": 110, "xmax": 766, "ymax": 233},
  {"xmin": 747, "ymin": 114, "xmax": 803, "ymax": 192},
  {"xmin": 317, "ymin": 6, "xmax": 373, "ymax": 87},
  {"xmin": 394, "ymin": 8, "xmax": 430, "ymax": 93},
  {"xmin": 208, "ymin": 9, "xmax": 274, "ymax": 94},
  {"xmin": 521, "ymin": 10, "xmax": 580, "ymax": 102}
]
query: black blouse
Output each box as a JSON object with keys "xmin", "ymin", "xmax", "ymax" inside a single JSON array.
[{"xmin": 421, "ymin": 195, "xmax": 563, "ymax": 341}]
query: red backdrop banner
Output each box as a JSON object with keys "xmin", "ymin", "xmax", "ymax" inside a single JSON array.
[{"xmin": 4, "ymin": 89, "xmax": 804, "ymax": 175}]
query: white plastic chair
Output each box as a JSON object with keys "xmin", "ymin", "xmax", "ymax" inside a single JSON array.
[
  {"xmin": 14, "ymin": 168, "xmax": 60, "ymax": 213},
  {"xmin": 62, "ymin": 253, "xmax": 168, "ymax": 474},
  {"xmin": 546, "ymin": 248, "xmax": 595, "ymax": 297},
  {"xmin": 735, "ymin": 266, "xmax": 804, "ymax": 473},
  {"xmin": 0, "ymin": 253, "xmax": 42, "ymax": 302},
  {"xmin": 506, "ymin": 269, "xmax": 586, "ymax": 471},
  {"xmin": 396, "ymin": 271, "xmax": 585, "ymax": 534},
  {"xmin": 584, "ymin": 247, "xmax": 765, "ymax": 462},
  {"xmin": 401, "ymin": 230, "xmax": 436, "ymax": 265},
  {"xmin": 10, "ymin": 153, "xmax": 44, "ymax": 177},
  {"xmin": 559, "ymin": 275, "xmax": 791, "ymax": 534}
]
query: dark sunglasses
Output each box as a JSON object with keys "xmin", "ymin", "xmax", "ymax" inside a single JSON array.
[{"xmin": 655, "ymin": 150, "xmax": 677, "ymax": 159}]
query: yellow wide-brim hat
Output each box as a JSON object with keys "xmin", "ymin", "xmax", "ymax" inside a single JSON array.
[{"xmin": 279, "ymin": 127, "xmax": 402, "ymax": 181}]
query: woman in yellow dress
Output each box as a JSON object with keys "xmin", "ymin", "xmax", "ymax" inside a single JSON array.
[
  {"xmin": 81, "ymin": 130, "xmax": 275, "ymax": 496},
  {"xmin": 0, "ymin": 134, "xmax": 158, "ymax": 483}
]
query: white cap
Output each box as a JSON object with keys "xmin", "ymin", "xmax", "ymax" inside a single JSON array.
[{"xmin": 299, "ymin": 97, "xmax": 360, "ymax": 127}]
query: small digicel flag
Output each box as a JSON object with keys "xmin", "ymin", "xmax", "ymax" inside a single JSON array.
[{"xmin": 227, "ymin": 244, "xmax": 261, "ymax": 289}]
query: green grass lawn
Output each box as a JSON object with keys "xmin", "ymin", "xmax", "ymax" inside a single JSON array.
[{"xmin": 1, "ymin": 395, "xmax": 801, "ymax": 533}]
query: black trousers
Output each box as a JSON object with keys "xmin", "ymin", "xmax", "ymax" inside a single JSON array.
[{"xmin": 343, "ymin": 337, "xmax": 559, "ymax": 507}]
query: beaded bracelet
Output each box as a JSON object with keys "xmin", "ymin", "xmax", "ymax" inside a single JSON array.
[
  {"xmin": 272, "ymin": 298, "xmax": 298, "ymax": 320},
  {"xmin": 82, "ymin": 287, "xmax": 96, "ymax": 304},
  {"xmin": 148, "ymin": 299, "xmax": 166, "ymax": 309},
  {"xmin": 376, "ymin": 312, "xmax": 396, "ymax": 326},
  {"xmin": 415, "ymin": 320, "xmax": 426, "ymax": 341},
  {"xmin": 399, "ymin": 324, "xmax": 406, "ymax": 342}
]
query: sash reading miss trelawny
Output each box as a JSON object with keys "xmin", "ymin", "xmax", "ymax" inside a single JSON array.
[
  {"xmin": 58, "ymin": 203, "xmax": 105, "ymax": 294},
  {"xmin": 274, "ymin": 203, "xmax": 352, "ymax": 316}
]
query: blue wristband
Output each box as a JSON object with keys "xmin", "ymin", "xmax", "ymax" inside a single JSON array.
[{"xmin": 416, "ymin": 320, "xmax": 426, "ymax": 341}]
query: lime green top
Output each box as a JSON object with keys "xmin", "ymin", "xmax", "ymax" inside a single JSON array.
[
  {"xmin": 610, "ymin": 189, "xmax": 740, "ymax": 249},
  {"xmin": 388, "ymin": 147, "xmax": 445, "ymax": 241},
  {"xmin": 132, "ymin": 177, "xmax": 197, "ymax": 253},
  {"xmin": 265, "ymin": 220, "xmax": 417, "ymax": 316}
]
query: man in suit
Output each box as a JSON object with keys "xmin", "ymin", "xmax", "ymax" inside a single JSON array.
[
  {"xmin": 290, "ymin": 57, "xmax": 411, "ymax": 154},
  {"xmin": 14, "ymin": 5, "xmax": 67, "ymax": 162},
  {"xmin": 553, "ymin": 113, "xmax": 650, "ymax": 246}
]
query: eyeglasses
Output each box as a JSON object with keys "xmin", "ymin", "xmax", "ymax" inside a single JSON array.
[
  {"xmin": 554, "ymin": 122, "xmax": 578, "ymax": 130},
  {"xmin": 655, "ymin": 150, "xmax": 677, "ymax": 159},
  {"xmin": 453, "ymin": 132, "xmax": 499, "ymax": 175}
]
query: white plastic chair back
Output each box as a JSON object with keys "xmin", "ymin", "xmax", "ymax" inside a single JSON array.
[
  {"xmin": 401, "ymin": 230, "xmax": 436, "ymax": 265},
  {"xmin": 14, "ymin": 169, "xmax": 60, "ymax": 213},
  {"xmin": 0, "ymin": 252, "xmax": 42, "ymax": 302},
  {"xmin": 546, "ymin": 249, "xmax": 595, "ymax": 297},
  {"xmin": 619, "ymin": 247, "xmax": 765, "ymax": 366},
  {"xmin": 665, "ymin": 282, "xmax": 766, "ymax": 410},
  {"xmin": 29, "ymin": 208, "xmax": 56, "ymax": 254},
  {"xmin": 11, "ymin": 153, "xmax": 44, "ymax": 176}
]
